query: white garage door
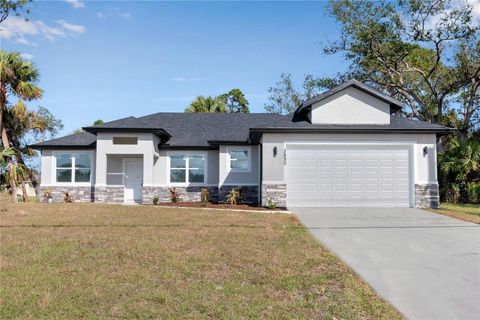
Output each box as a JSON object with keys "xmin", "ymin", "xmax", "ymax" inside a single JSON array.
[{"xmin": 286, "ymin": 144, "xmax": 411, "ymax": 207}]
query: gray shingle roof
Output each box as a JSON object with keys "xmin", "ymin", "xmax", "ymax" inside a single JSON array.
[
  {"xmin": 30, "ymin": 131, "xmax": 96, "ymax": 149},
  {"xmin": 30, "ymin": 112, "xmax": 454, "ymax": 149}
]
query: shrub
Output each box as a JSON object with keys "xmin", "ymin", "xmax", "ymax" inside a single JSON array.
[
  {"xmin": 43, "ymin": 189, "xmax": 52, "ymax": 203},
  {"xmin": 465, "ymin": 182, "xmax": 480, "ymax": 204},
  {"xmin": 152, "ymin": 195, "xmax": 159, "ymax": 205},
  {"xmin": 169, "ymin": 187, "xmax": 181, "ymax": 204},
  {"xmin": 446, "ymin": 184, "xmax": 461, "ymax": 204},
  {"xmin": 266, "ymin": 198, "xmax": 277, "ymax": 210},
  {"xmin": 227, "ymin": 188, "xmax": 240, "ymax": 206},
  {"xmin": 63, "ymin": 191, "xmax": 74, "ymax": 203},
  {"xmin": 201, "ymin": 188, "xmax": 209, "ymax": 206}
]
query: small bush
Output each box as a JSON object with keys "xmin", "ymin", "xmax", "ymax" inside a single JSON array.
[
  {"xmin": 63, "ymin": 191, "xmax": 74, "ymax": 203},
  {"xmin": 465, "ymin": 182, "xmax": 480, "ymax": 204},
  {"xmin": 446, "ymin": 184, "xmax": 461, "ymax": 203},
  {"xmin": 152, "ymin": 195, "xmax": 159, "ymax": 205},
  {"xmin": 43, "ymin": 189, "xmax": 52, "ymax": 203},
  {"xmin": 169, "ymin": 187, "xmax": 181, "ymax": 204},
  {"xmin": 201, "ymin": 188, "xmax": 209, "ymax": 206},
  {"xmin": 227, "ymin": 188, "xmax": 240, "ymax": 206},
  {"xmin": 266, "ymin": 198, "xmax": 277, "ymax": 210}
]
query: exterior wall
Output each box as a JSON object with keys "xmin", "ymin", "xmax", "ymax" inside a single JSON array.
[
  {"xmin": 415, "ymin": 184, "xmax": 440, "ymax": 208},
  {"xmin": 152, "ymin": 149, "xmax": 219, "ymax": 185},
  {"xmin": 95, "ymin": 132, "xmax": 155, "ymax": 186},
  {"xmin": 141, "ymin": 185, "xmax": 258, "ymax": 204},
  {"xmin": 219, "ymin": 145, "xmax": 260, "ymax": 186},
  {"xmin": 39, "ymin": 186, "xmax": 94, "ymax": 203},
  {"xmin": 261, "ymin": 133, "xmax": 439, "ymax": 208},
  {"xmin": 261, "ymin": 183, "xmax": 286, "ymax": 208},
  {"xmin": 94, "ymin": 186, "xmax": 124, "ymax": 203},
  {"xmin": 311, "ymin": 87, "xmax": 391, "ymax": 125}
]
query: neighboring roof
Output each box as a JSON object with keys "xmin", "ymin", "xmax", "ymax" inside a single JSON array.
[
  {"xmin": 30, "ymin": 131, "xmax": 96, "ymax": 149},
  {"xmin": 31, "ymin": 112, "xmax": 454, "ymax": 150},
  {"xmin": 295, "ymin": 79, "xmax": 404, "ymax": 118}
]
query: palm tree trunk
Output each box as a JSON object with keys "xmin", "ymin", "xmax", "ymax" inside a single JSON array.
[
  {"xmin": 14, "ymin": 150, "xmax": 39, "ymax": 196},
  {"xmin": 2, "ymin": 126, "xmax": 17, "ymax": 202}
]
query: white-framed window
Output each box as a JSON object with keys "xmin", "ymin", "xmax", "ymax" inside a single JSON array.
[
  {"xmin": 54, "ymin": 152, "xmax": 92, "ymax": 184},
  {"xmin": 228, "ymin": 147, "xmax": 251, "ymax": 172},
  {"xmin": 169, "ymin": 153, "xmax": 206, "ymax": 184}
]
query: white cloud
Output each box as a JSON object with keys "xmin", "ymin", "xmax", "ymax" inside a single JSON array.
[
  {"xmin": 95, "ymin": 8, "xmax": 132, "ymax": 20},
  {"xmin": 467, "ymin": 0, "xmax": 480, "ymax": 21},
  {"xmin": 20, "ymin": 53, "xmax": 34, "ymax": 60},
  {"xmin": 172, "ymin": 77, "xmax": 203, "ymax": 82},
  {"xmin": 0, "ymin": 16, "xmax": 85, "ymax": 45},
  {"xmin": 64, "ymin": 0, "xmax": 84, "ymax": 9},
  {"xmin": 56, "ymin": 19, "xmax": 86, "ymax": 33}
]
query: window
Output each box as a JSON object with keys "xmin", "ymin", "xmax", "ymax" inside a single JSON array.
[
  {"xmin": 55, "ymin": 153, "xmax": 92, "ymax": 183},
  {"xmin": 228, "ymin": 148, "xmax": 251, "ymax": 172},
  {"xmin": 113, "ymin": 137, "xmax": 138, "ymax": 145},
  {"xmin": 169, "ymin": 154, "xmax": 205, "ymax": 184}
]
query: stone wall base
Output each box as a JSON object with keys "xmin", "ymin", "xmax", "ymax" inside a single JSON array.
[
  {"xmin": 415, "ymin": 183, "xmax": 439, "ymax": 208},
  {"xmin": 39, "ymin": 186, "xmax": 94, "ymax": 203},
  {"xmin": 261, "ymin": 184, "xmax": 287, "ymax": 208},
  {"xmin": 94, "ymin": 186, "xmax": 124, "ymax": 203},
  {"xmin": 142, "ymin": 185, "xmax": 258, "ymax": 205}
]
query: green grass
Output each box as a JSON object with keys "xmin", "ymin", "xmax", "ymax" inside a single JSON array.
[
  {"xmin": 429, "ymin": 203, "xmax": 480, "ymax": 224},
  {"xmin": 0, "ymin": 195, "xmax": 401, "ymax": 319}
]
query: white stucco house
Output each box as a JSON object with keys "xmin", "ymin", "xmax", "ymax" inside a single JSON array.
[{"xmin": 31, "ymin": 80, "xmax": 454, "ymax": 208}]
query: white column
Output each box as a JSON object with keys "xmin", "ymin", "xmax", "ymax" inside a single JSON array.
[{"xmin": 143, "ymin": 151, "xmax": 154, "ymax": 186}]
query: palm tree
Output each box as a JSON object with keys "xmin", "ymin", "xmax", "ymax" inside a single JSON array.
[
  {"xmin": 0, "ymin": 50, "xmax": 43, "ymax": 148},
  {"xmin": 0, "ymin": 51, "xmax": 43, "ymax": 202},
  {"xmin": 185, "ymin": 96, "xmax": 227, "ymax": 113}
]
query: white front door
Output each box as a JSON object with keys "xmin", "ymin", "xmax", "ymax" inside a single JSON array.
[
  {"xmin": 124, "ymin": 160, "xmax": 143, "ymax": 203},
  {"xmin": 286, "ymin": 144, "xmax": 411, "ymax": 207}
]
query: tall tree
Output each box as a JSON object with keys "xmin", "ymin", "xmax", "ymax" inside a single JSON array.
[
  {"xmin": 218, "ymin": 89, "xmax": 250, "ymax": 113},
  {"xmin": 265, "ymin": 0, "xmax": 480, "ymax": 136},
  {"xmin": 0, "ymin": 51, "xmax": 43, "ymax": 148},
  {"xmin": 0, "ymin": 51, "xmax": 43, "ymax": 201},
  {"xmin": 323, "ymin": 0, "xmax": 479, "ymax": 133},
  {"xmin": 0, "ymin": 0, "xmax": 31, "ymax": 24},
  {"xmin": 4, "ymin": 100, "xmax": 62, "ymax": 197},
  {"xmin": 185, "ymin": 96, "xmax": 227, "ymax": 113},
  {"xmin": 264, "ymin": 73, "xmax": 340, "ymax": 114}
]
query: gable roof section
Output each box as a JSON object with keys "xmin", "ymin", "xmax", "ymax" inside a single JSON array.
[
  {"xmin": 30, "ymin": 131, "xmax": 97, "ymax": 149},
  {"xmin": 295, "ymin": 79, "xmax": 404, "ymax": 118}
]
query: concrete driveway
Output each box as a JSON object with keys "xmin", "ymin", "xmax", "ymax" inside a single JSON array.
[{"xmin": 294, "ymin": 207, "xmax": 480, "ymax": 320}]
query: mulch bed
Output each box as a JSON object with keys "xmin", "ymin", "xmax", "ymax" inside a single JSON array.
[{"xmin": 154, "ymin": 202, "xmax": 286, "ymax": 211}]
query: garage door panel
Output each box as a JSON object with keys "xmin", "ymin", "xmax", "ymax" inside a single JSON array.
[{"xmin": 286, "ymin": 145, "xmax": 411, "ymax": 207}]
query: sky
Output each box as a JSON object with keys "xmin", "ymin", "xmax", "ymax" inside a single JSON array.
[{"xmin": 0, "ymin": 0, "xmax": 350, "ymax": 136}]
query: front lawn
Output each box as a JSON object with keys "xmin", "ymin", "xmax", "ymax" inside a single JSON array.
[
  {"xmin": 0, "ymin": 198, "xmax": 401, "ymax": 319},
  {"xmin": 429, "ymin": 203, "xmax": 480, "ymax": 224}
]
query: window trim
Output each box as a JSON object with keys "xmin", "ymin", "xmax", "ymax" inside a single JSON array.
[
  {"xmin": 52, "ymin": 151, "xmax": 93, "ymax": 186},
  {"xmin": 167, "ymin": 151, "xmax": 208, "ymax": 186},
  {"xmin": 227, "ymin": 146, "xmax": 251, "ymax": 173}
]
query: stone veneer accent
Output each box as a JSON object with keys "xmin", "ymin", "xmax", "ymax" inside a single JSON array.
[
  {"xmin": 261, "ymin": 183, "xmax": 287, "ymax": 208},
  {"xmin": 415, "ymin": 183, "xmax": 439, "ymax": 208},
  {"xmin": 94, "ymin": 186, "xmax": 124, "ymax": 203},
  {"xmin": 142, "ymin": 185, "xmax": 258, "ymax": 204},
  {"xmin": 39, "ymin": 186, "xmax": 94, "ymax": 203},
  {"xmin": 142, "ymin": 186, "xmax": 219, "ymax": 204}
]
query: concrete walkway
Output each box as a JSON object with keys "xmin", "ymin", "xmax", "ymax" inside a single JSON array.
[{"xmin": 294, "ymin": 207, "xmax": 480, "ymax": 320}]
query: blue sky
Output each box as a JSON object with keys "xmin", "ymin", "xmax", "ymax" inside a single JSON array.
[{"xmin": 1, "ymin": 1, "xmax": 346, "ymax": 136}]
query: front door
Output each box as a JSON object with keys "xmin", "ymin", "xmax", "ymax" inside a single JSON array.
[{"xmin": 124, "ymin": 160, "xmax": 143, "ymax": 203}]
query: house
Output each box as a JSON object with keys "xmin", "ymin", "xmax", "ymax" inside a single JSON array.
[{"xmin": 31, "ymin": 80, "xmax": 454, "ymax": 208}]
